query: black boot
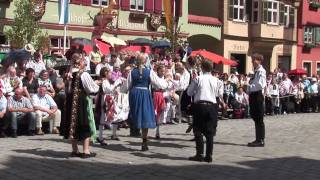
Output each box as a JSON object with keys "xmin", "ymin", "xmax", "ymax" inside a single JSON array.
[
  {"xmin": 141, "ymin": 138, "xmax": 149, "ymax": 151},
  {"xmin": 11, "ymin": 130, "xmax": 17, "ymax": 138},
  {"xmin": 248, "ymin": 139, "xmax": 265, "ymax": 147}
]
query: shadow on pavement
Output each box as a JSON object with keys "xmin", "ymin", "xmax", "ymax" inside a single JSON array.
[
  {"xmin": 0, "ymin": 156, "xmax": 319, "ymax": 180},
  {"xmin": 126, "ymin": 140, "xmax": 191, "ymax": 149}
]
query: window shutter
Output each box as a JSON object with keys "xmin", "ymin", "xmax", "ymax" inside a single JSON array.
[
  {"xmin": 279, "ymin": 3, "xmax": 285, "ymax": 25},
  {"xmin": 316, "ymin": 27, "xmax": 320, "ymax": 44},
  {"xmin": 154, "ymin": 0, "xmax": 162, "ymax": 14},
  {"xmin": 71, "ymin": 0, "xmax": 82, "ymax": 5},
  {"xmin": 289, "ymin": 7, "xmax": 295, "ymax": 27},
  {"xmin": 178, "ymin": 0, "xmax": 183, "ymax": 17},
  {"xmin": 246, "ymin": 0, "xmax": 252, "ymax": 22},
  {"xmin": 145, "ymin": 0, "xmax": 154, "ymax": 13},
  {"xmin": 82, "ymin": 0, "xmax": 91, "ymax": 6},
  {"xmin": 262, "ymin": 1, "xmax": 268, "ymax": 23},
  {"xmin": 121, "ymin": 0, "xmax": 130, "ymax": 10},
  {"xmin": 228, "ymin": 0, "xmax": 234, "ymax": 20}
]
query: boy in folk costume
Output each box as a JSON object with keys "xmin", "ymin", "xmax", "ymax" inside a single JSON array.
[{"xmin": 97, "ymin": 67, "xmax": 123, "ymax": 145}]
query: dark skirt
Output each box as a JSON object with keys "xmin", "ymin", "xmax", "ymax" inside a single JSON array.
[{"xmin": 61, "ymin": 91, "xmax": 91, "ymax": 141}]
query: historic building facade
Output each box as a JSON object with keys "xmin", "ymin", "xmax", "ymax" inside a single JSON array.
[
  {"xmin": 0, "ymin": 0, "xmax": 221, "ymax": 55},
  {"xmin": 222, "ymin": 0, "xmax": 299, "ymax": 74},
  {"xmin": 296, "ymin": 0, "xmax": 320, "ymax": 76}
]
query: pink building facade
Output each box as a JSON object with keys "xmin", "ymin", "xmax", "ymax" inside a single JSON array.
[{"xmin": 297, "ymin": 0, "xmax": 320, "ymax": 76}]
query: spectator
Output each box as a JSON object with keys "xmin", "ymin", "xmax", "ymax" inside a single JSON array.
[
  {"xmin": 26, "ymin": 51, "xmax": 46, "ymax": 77},
  {"xmin": 89, "ymin": 45, "xmax": 102, "ymax": 74},
  {"xmin": 38, "ymin": 70, "xmax": 55, "ymax": 97},
  {"xmin": 7, "ymin": 88, "xmax": 36, "ymax": 137},
  {"xmin": 0, "ymin": 88, "xmax": 9, "ymax": 137},
  {"xmin": 22, "ymin": 68, "xmax": 39, "ymax": 99},
  {"xmin": 309, "ymin": 77, "xmax": 318, "ymax": 112},
  {"xmin": 32, "ymin": 85, "xmax": 61, "ymax": 135},
  {"xmin": 2, "ymin": 66, "xmax": 22, "ymax": 97},
  {"xmin": 95, "ymin": 55, "xmax": 112, "ymax": 76},
  {"xmin": 279, "ymin": 74, "xmax": 293, "ymax": 114},
  {"xmin": 233, "ymin": 86, "xmax": 249, "ymax": 117}
]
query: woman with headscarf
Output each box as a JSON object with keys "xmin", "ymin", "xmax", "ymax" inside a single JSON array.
[
  {"xmin": 61, "ymin": 53, "xmax": 100, "ymax": 158},
  {"xmin": 127, "ymin": 55, "xmax": 169, "ymax": 151}
]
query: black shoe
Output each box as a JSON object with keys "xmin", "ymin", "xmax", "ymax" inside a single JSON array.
[
  {"xmin": 0, "ymin": 131, "xmax": 7, "ymax": 138},
  {"xmin": 141, "ymin": 142, "xmax": 149, "ymax": 151},
  {"xmin": 204, "ymin": 156, "xmax": 213, "ymax": 163},
  {"xmin": 96, "ymin": 138, "xmax": 108, "ymax": 146},
  {"xmin": 155, "ymin": 134, "xmax": 160, "ymax": 139},
  {"xmin": 69, "ymin": 152, "xmax": 82, "ymax": 158},
  {"xmin": 189, "ymin": 138, "xmax": 195, "ymax": 141},
  {"xmin": 28, "ymin": 130, "xmax": 35, "ymax": 136},
  {"xmin": 81, "ymin": 152, "xmax": 97, "ymax": 159},
  {"xmin": 188, "ymin": 155, "xmax": 204, "ymax": 162},
  {"xmin": 185, "ymin": 125, "xmax": 193, "ymax": 133},
  {"xmin": 247, "ymin": 140, "xmax": 265, "ymax": 147}
]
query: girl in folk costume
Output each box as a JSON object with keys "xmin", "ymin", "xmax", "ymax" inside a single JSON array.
[
  {"xmin": 152, "ymin": 64, "xmax": 167, "ymax": 139},
  {"xmin": 61, "ymin": 53, "xmax": 100, "ymax": 158},
  {"xmin": 97, "ymin": 67, "xmax": 123, "ymax": 145},
  {"xmin": 128, "ymin": 55, "xmax": 169, "ymax": 151}
]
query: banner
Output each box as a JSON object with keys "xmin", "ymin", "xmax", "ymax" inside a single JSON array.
[
  {"xmin": 58, "ymin": 0, "xmax": 69, "ymax": 25},
  {"xmin": 163, "ymin": 0, "xmax": 173, "ymax": 31}
]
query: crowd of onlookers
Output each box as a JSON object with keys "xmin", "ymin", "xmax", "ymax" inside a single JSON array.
[{"xmin": 1, "ymin": 43, "xmax": 320, "ymax": 139}]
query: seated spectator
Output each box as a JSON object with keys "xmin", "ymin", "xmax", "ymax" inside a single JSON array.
[
  {"xmin": 7, "ymin": 88, "xmax": 36, "ymax": 137},
  {"xmin": 32, "ymin": 85, "xmax": 61, "ymax": 135},
  {"xmin": 0, "ymin": 88, "xmax": 9, "ymax": 138},
  {"xmin": 26, "ymin": 51, "xmax": 46, "ymax": 77},
  {"xmin": 232, "ymin": 87, "xmax": 249, "ymax": 117},
  {"xmin": 38, "ymin": 70, "xmax": 55, "ymax": 97},
  {"xmin": 2, "ymin": 66, "xmax": 22, "ymax": 97},
  {"xmin": 22, "ymin": 68, "xmax": 39, "ymax": 99}
]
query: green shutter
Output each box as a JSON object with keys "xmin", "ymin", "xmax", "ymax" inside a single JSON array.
[
  {"xmin": 279, "ymin": 3, "xmax": 285, "ymax": 25},
  {"xmin": 262, "ymin": 1, "xmax": 268, "ymax": 23},
  {"xmin": 316, "ymin": 27, "xmax": 320, "ymax": 44},
  {"xmin": 229, "ymin": 0, "xmax": 234, "ymax": 20}
]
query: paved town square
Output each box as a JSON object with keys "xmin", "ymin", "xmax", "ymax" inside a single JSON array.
[{"xmin": 0, "ymin": 113, "xmax": 319, "ymax": 180}]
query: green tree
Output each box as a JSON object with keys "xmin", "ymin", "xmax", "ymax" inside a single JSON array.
[
  {"xmin": 164, "ymin": 18, "xmax": 184, "ymax": 53},
  {"xmin": 5, "ymin": 0, "xmax": 48, "ymax": 49}
]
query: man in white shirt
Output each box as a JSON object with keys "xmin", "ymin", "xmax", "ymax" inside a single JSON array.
[
  {"xmin": 95, "ymin": 55, "xmax": 112, "ymax": 76},
  {"xmin": 187, "ymin": 60, "xmax": 225, "ymax": 163},
  {"xmin": 248, "ymin": 53, "xmax": 266, "ymax": 147},
  {"xmin": 32, "ymin": 85, "xmax": 61, "ymax": 135}
]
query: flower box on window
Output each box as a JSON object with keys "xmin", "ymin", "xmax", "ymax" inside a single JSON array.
[
  {"xmin": 304, "ymin": 43, "xmax": 317, "ymax": 48},
  {"xmin": 129, "ymin": 12, "xmax": 146, "ymax": 19},
  {"xmin": 310, "ymin": 1, "xmax": 320, "ymax": 8}
]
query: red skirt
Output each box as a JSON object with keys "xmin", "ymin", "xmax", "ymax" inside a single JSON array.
[{"xmin": 153, "ymin": 91, "xmax": 166, "ymax": 124}]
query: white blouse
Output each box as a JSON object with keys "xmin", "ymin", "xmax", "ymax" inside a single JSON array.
[
  {"xmin": 102, "ymin": 78, "xmax": 122, "ymax": 95},
  {"xmin": 127, "ymin": 69, "xmax": 168, "ymax": 91},
  {"xmin": 80, "ymin": 72, "xmax": 99, "ymax": 94}
]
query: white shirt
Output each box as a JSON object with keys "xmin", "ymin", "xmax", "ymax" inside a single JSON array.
[
  {"xmin": 127, "ymin": 69, "xmax": 168, "ymax": 91},
  {"xmin": 32, "ymin": 93, "xmax": 57, "ymax": 117},
  {"xmin": 102, "ymin": 79, "xmax": 122, "ymax": 95},
  {"xmin": 80, "ymin": 71, "xmax": 100, "ymax": 94},
  {"xmin": 249, "ymin": 65, "xmax": 266, "ymax": 93},
  {"xmin": 26, "ymin": 60, "xmax": 46, "ymax": 77},
  {"xmin": 187, "ymin": 73, "xmax": 223, "ymax": 104},
  {"xmin": 95, "ymin": 63, "xmax": 112, "ymax": 75},
  {"xmin": 235, "ymin": 92, "xmax": 248, "ymax": 105},
  {"xmin": 175, "ymin": 69, "xmax": 190, "ymax": 91}
]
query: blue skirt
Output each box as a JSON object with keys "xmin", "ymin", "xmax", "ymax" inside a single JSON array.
[{"xmin": 129, "ymin": 87, "xmax": 156, "ymax": 129}]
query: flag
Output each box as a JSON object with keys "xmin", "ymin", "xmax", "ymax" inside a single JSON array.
[
  {"xmin": 58, "ymin": 0, "xmax": 69, "ymax": 25},
  {"xmin": 163, "ymin": 0, "xmax": 173, "ymax": 31}
]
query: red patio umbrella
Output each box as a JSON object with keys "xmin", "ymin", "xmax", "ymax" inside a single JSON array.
[
  {"xmin": 190, "ymin": 49, "xmax": 238, "ymax": 66},
  {"xmin": 94, "ymin": 39, "xmax": 111, "ymax": 55},
  {"xmin": 220, "ymin": 58, "xmax": 238, "ymax": 66},
  {"xmin": 119, "ymin": 45, "xmax": 151, "ymax": 54},
  {"xmin": 288, "ymin": 68, "xmax": 307, "ymax": 75}
]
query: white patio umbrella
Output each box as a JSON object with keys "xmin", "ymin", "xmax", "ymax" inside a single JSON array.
[{"xmin": 100, "ymin": 34, "xmax": 127, "ymax": 47}]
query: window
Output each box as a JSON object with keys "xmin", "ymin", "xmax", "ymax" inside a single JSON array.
[
  {"xmin": 130, "ymin": 0, "xmax": 144, "ymax": 11},
  {"xmin": 304, "ymin": 27, "xmax": 315, "ymax": 44},
  {"xmin": 317, "ymin": 63, "xmax": 320, "ymax": 75},
  {"xmin": 262, "ymin": 0, "xmax": 279, "ymax": 25},
  {"xmin": 0, "ymin": 35, "xmax": 7, "ymax": 45},
  {"xmin": 284, "ymin": 5, "xmax": 290, "ymax": 27},
  {"xmin": 252, "ymin": 0, "xmax": 259, "ymax": 23},
  {"xmin": 303, "ymin": 62, "xmax": 312, "ymax": 77},
  {"xmin": 92, "ymin": 0, "xmax": 109, "ymax": 6},
  {"xmin": 50, "ymin": 37, "xmax": 71, "ymax": 53},
  {"xmin": 229, "ymin": 0, "xmax": 246, "ymax": 22}
]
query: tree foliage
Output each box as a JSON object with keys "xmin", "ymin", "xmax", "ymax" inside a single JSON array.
[
  {"xmin": 5, "ymin": 0, "xmax": 48, "ymax": 50},
  {"xmin": 164, "ymin": 18, "xmax": 184, "ymax": 53}
]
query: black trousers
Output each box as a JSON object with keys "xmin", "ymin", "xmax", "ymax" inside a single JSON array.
[
  {"xmin": 249, "ymin": 91, "xmax": 265, "ymax": 141},
  {"xmin": 192, "ymin": 103, "xmax": 218, "ymax": 157}
]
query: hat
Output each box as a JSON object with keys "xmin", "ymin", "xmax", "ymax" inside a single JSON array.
[
  {"xmin": 24, "ymin": 44, "xmax": 36, "ymax": 55},
  {"xmin": 312, "ymin": 77, "xmax": 317, "ymax": 82}
]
